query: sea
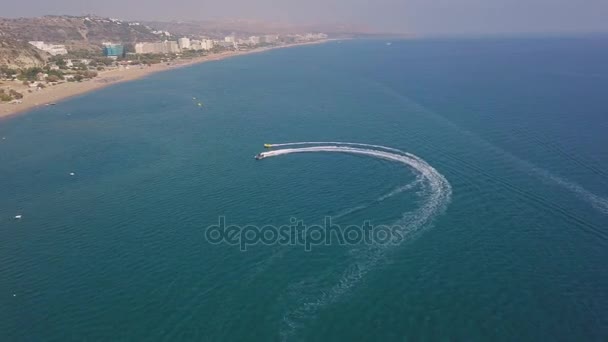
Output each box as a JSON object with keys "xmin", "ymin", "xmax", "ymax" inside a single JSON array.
[{"xmin": 1, "ymin": 37, "xmax": 607, "ymax": 341}]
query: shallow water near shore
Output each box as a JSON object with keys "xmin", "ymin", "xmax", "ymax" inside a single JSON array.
[{"xmin": 1, "ymin": 37, "xmax": 608, "ymax": 340}]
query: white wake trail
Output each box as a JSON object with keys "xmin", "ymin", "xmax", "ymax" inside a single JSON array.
[
  {"xmin": 270, "ymin": 141, "xmax": 407, "ymax": 155},
  {"xmin": 332, "ymin": 176, "xmax": 424, "ymax": 220},
  {"xmin": 261, "ymin": 144, "xmax": 452, "ymax": 340}
]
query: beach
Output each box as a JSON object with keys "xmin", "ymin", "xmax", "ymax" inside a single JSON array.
[{"xmin": 0, "ymin": 40, "xmax": 328, "ymax": 119}]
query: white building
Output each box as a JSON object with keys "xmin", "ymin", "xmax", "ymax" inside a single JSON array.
[
  {"xmin": 166, "ymin": 41, "xmax": 180, "ymax": 53},
  {"xmin": 304, "ymin": 33, "xmax": 328, "ymax": 40},
  {"xmin": 224, "ymin": 35, "xmax": 235, "ymax": 43},
  {"xmin": 28, "ymin": 41, "xmax": 68, "ymax": 56},
  {"xmin": 134, "ymin": 41, "xmax": 181, "ymax": 54},
  {"xmin": 178, "ymin": 37, "xmax": 191, "ymax": 50},
  {"xmin": 135, "ymin": 42, "xmax": 161, "ymax": 54},
  {"xmin": 190, "ymin": 40, "xmax": 203, "ymax": 51},
  {"xmin": 248, "ymin": 36, "xmax": 261, "ymax": 45},
  {"xmin": 264, "ymin": 35, "xmax": 278, "ymax": 44},
  {"xmin": 216, "ymin": 41, "xmax": 234, "ymax": 48},
  {"xmin": 202, "ymin": 39, "xmax": 215, "ymax": 50}
]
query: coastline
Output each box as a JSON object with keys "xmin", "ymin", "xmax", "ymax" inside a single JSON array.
[{"xmin": 0, "ymin": 40, "xmax": 331, "ymax": 119}]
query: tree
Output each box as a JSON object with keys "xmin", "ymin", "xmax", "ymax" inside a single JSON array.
[
  {"xmin": 0, "ymin": 93, "xmax": 12, "ymax": 102},
  {"xmin": 9, "ymin": 89, "xmax": 23, "ymax": 99},
  {"xmin": 0, "ymin": 66, "xmax": 18, "ymax": 79},
  {"xmin": 72, "ymin": 62, "xmax": 87, "ymax": 71},
  {"xmin": 46, "ymin": 75, "xmax": 61, "ymax": 83},
  {"xmin": 75, "ymin": 71, "xmax": 97, "ymax": 80},
  {"xmin": 47, "ymin": 69, "xmax": 64, "ymax": 79},
  {"xmin": 54, "ymin": 58, "xmax": 68, "ymax": 70},
  {"xmin": 19, "ymin": 67, "xmax": 44, "ymax": 81}
]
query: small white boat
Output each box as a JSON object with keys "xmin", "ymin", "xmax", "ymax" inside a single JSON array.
[{"xmin": 14, "ymin": 215, "xmax": 22, "ymax": 219}]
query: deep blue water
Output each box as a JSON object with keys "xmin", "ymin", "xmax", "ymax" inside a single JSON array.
[{"xmin": 1, "ymin": 37, "xmax": 608, "ymax": 341}]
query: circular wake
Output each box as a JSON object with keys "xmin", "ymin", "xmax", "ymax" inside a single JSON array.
[
  {"xmin": 258, "ymin": 142, "xmax": 452, "ymax": 340},
  {"xmin": 262, "ymin": 144, "xmax": 451, "ymax": 234}
]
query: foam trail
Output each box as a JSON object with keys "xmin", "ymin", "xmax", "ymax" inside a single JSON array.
[
  {"xmin": 243, "ymin": 177, "xmax": 423, "ymax": 288},
  {"xmin": 261, "ymin": 144, "xmax": 452, "ymax": 340},
  {"xmin": 543, "ymin": 171, "xmax": 608, "ymax": 214},
  {"xmin": 332, "ymin": 176, "xmax": 424, "ymax": 220},
  {"xmin": 270, "ymin": 141, "xmax": 407, "ymax": 155},
  {"xmin": 369, "ymin": 83, "xmax": 608, "ymax": 215}
]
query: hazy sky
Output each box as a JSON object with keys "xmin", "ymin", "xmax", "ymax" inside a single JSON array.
[{"xmin": 3, "ymin": 0, "xmax": 608, "ymax": 35}]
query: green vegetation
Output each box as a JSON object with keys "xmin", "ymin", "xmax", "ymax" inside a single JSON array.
[
  {"xmin": 0, "ymin": 88, "xmax": 23, "ymax": 102},
  {"xmin": 46, "ymin": 69, "xmax": 65, "ymax": 79},
  {"xmin": 0, "ymin": 90, "xmax": 12, "ymax": 102},
  {"xmin": 67, "ymin": 49, "xmax": 102, "ymax": 59},
  {"xmin": 92, "ymin": 57, "xmax": 114, "ymax": 66},
  {"xmin": 9, "ymin": 89, "xmax": 23, "ymax": 99},
  {"xmin": 71, "ymin": 62, "xmax": 88, "ymax": 71},
  {"xmin": 180, "ymin": 50, "xmax": 204, "ymax": 58},
  {"xmin": 133, "ymin": 53, "xmax": 164, "ymax": 65},
  {"xmin": 79, "ymin": 70, "xmax": 98, "ymax": 78},
  {"xmin": 50, "ymin": 56, "xmax": 68, "ymax": 69},
  {"xmin": 18, "ymin": 67, "xmax": 44, "ymax": 81},
  {"xmin": 0, "ymin": 66, "xmax": 19, "ymax": 79},
  {"xmin": 68, "ymin": 70, "xmax": 98, "ymax": 82}
]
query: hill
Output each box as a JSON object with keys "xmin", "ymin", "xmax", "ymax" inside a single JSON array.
[
  {"xmin": 141, "ymin": 19, "xmax": 377, "ymax": 38},
  {"xmin": 0, "ymin": 29, "xmax": 47, "ymax": 68},
  {"xmin": 0, "ymin": 16, "xmax": 162, "ymax": 50}
]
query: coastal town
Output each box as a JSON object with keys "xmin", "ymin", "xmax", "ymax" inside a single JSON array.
[{"xmin": 0, "ymin": 16, "xmax": 331, "ymax": 116}]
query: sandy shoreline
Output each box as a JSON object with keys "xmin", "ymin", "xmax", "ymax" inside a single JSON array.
[{"xmin": 0, "ymin": 40, "xmax": 330, "ymax": 119}]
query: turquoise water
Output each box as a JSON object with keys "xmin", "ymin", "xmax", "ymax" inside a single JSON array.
[{"xmin": 1, "ymin": 37, "xmax": 608, "ymax": 341}]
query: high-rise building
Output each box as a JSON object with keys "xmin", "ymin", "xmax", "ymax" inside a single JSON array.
[
  {"xmin": 249, "ymin": 36, "xmax": 261, "ymax": 45},
  {"xmin": 134, "ymin": 41, "xmax": 181, "ymax": 54},
  {"xmin": 190, "ymin": 40, "xmax": 202, "ymax": 51},
  {"xmin": 102, "ymin": 42, "xmax": 124, "ymax": 58},
  {"xmin": 263, "ymin": 35, "xmax": 278, "ymax": 44},
  {"xmin": 224, "ymin": 36, "xmax": 235, "ymax": 43},
  {"xmin": 135, "ymin": 42, "xmax": 164, "ymax": 54},
  {"xmin": 202, "ymin": 39, "xmax": 215, "ymax": 50},
  {"xmin": 178, "ymin": 37, "xmax": 191, "ymax": 50},
  {"xmin": 166, "ymin": 41, "xmax": 180, "ymax": 53}
]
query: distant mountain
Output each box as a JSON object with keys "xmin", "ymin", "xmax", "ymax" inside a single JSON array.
[
  {"xmin": 140, "ymin": 19, "xmax": 381, "ymax": 38},
  {"xmin": 0, "ymin": 15, "xmax": 162, "ymax": 50}
]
